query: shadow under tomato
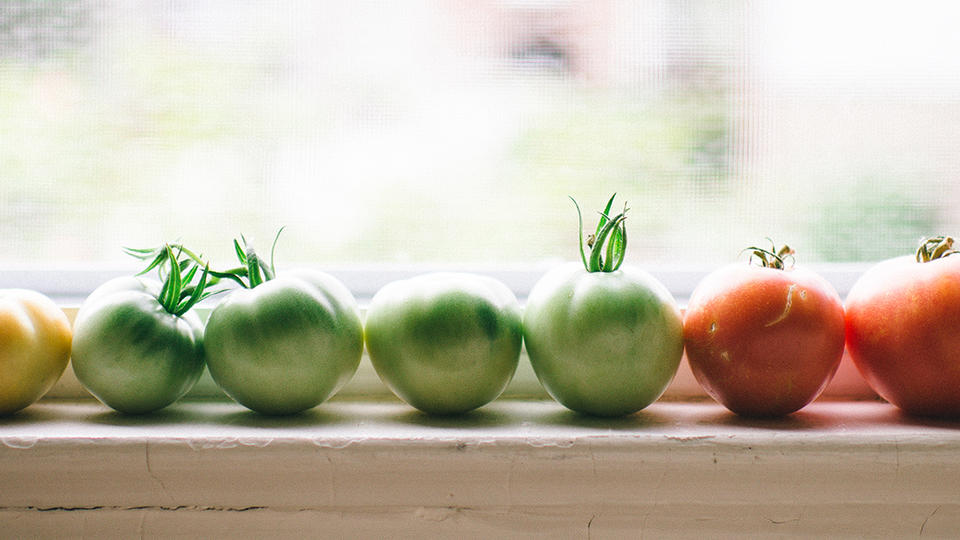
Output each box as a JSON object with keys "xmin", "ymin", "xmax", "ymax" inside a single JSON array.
[
  {"xmin": 534, "ymin": 407, "xmax": 671, "ymax": 430},
  {"xmin": 86, "ymin": 405, "xmax": 205, "ymax": 426},
  {"xmin": 390, "ymin": 407, "xmax": 517, "ymax": 429},
  {"xmin": 696, "ymin": 407, "xmax": 839, "ymax": 431},
  {"xmin": 0, "ymin": 407, "xmax": 57, "ymax": 425},
  {"xmin": 213, "ymin": 406, "xmax": 354, "ymax": 428},
  {"xmin": 893, "ymin": 409, "xmax": 960, "ymax": 430}
]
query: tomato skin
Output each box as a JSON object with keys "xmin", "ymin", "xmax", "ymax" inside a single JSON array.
[
  {"xmin": 364, "ymin": 273, "xmax": 522, "ymax": 415},
  {"xmin": 71, "ymin": 277, "xmax": 205, "ymax": 414},
  {"xmin": 683, "ymin": 264, "xmax": 845, "ymax": 417},
  {"xmin": 0, "ymin": 289, "xmax": 72, "ymax": 415},
  {"xmin": 845, "ymin": 256, "xmax": 960, "ymax": 417},
  {"xmin": 523, "ymin": 263, "xmax": 684, "ymax": 417},
  {"xmin": 204, "ymin": 270, "xmax": 363, "ymax": 416}
]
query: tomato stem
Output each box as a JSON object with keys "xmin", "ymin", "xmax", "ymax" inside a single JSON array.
[
  {"xmin": 916, "ymin": 236, "xmax": 959, "ymax": 262},
  {"xmin": 246, "ymin": 245, "xmax": 264, "ymax": 288},
  {"xmin": 742, "ymin": 239, "xmax": 795, "ymax": 269},
  {"xmin": 124, "ymin": 242, "xmax": 221, "ymax": 316},
  {"xmin": 228, "ymin": 229, "xmax": 284, "ymax": 288},
  {"xmin": 571, "ymin": 194, "xmax": 629, "ymax": 273}
]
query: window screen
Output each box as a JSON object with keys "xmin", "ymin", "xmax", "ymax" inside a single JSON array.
[{"xmin": 2, "ymin": 1, "xmax": 957, "ymax": 266}]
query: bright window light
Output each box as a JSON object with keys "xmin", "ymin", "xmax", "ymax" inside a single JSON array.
[{"xmin": 2, "ymin": 0, "xmax": 958, "ymax": 268}]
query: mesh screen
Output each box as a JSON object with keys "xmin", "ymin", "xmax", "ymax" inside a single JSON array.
[{"xmin": 2, "ymin": 0, "xmax": 958, "ymax": 265}]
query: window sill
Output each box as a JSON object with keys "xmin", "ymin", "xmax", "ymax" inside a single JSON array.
[{"xmin": 2, "ymin": 399, "xmax": 958, "ymax": 537}]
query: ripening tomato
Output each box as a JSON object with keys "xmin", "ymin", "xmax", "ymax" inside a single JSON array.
[
  {"xmin": 683, "ymin": 244, "xmax": 846, "ymax": 417},
  {"xmin": 845, "ymin": 236, "xmax": 960, "ymax": 417},
  {"xmin": 523, "ymin": 195, "xmax": 684, "ymax": 417},
  {"xmin": 0, "ymin": 289, "xmax": 72, "ymax": 415}
]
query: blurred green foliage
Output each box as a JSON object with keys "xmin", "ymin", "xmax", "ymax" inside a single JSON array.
[{"xmin": 809, "ymin": 179, "xmax": 937, "ymax": 262}]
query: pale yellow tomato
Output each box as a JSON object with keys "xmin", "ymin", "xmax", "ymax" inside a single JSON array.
[{"xmin": 0, "ymin": 289, "xmax": 72, "ymax": 414}]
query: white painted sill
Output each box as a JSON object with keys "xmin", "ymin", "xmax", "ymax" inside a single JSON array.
[{"xmin": 3, "ymin": 400, "xmax": 959, "ymax": 538}]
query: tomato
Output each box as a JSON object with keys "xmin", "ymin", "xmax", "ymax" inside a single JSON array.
[
  {"xmin": 845, "ymin": 236, "xmax": 960, "ymax": 417},
  {"xmin": 204, "ymin": 236, "xmax": 363, "ymax": 416},
  {"xmin": 524, "ymin": 263, "xmax": 683, "ymax": 417},
  {"xmin": 0, "ymin": 289, "xmax": 72, "ymax": 415},
  {"xmin": 71, "ymin": 245, "xmax": 216, "ymax": 414},
  {"xmin": 364, "ymin": 273, "xmax": 523, "ymax": 415},
  {"xmin": 205, "ymin": 270, "xmax": 363, "ymax": 415},
  {"xmin": 522, "ymin": 195, "xmax": 683, "ymax": 416},
  {"xmin": 72, "ymin": 276, "xmax": 206, "ymax": 414},
  {"xmin": 683, "ymin": 244, "xmax": 846, "ymax": 417}
]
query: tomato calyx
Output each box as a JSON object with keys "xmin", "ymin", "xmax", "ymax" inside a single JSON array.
[
  {"xmin": 571, "ymin": 193, "xmax": 629, "ymax": 273},
  {"xmin": 123, "ymin": 243, "xmax": 219, "ymax": 316},
  {"xmin": 915, "ymin": 235, "xmax": 959, "ymax": 263},
  {"xmin": 741, "ymin": 240, "xmax": 795, "ymax": 270},
  {"xmin": 214, "ymin": 227, "xmax": 286, "ymax": 289}
]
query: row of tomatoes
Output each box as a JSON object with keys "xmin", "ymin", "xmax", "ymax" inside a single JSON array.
[
  {"xmin": 528, "ymin": 234, "xmax": 960, "ymax": 419},
  {"xmin": 1, "ymin": 209, "xmax": 958, "ymax": 420}
]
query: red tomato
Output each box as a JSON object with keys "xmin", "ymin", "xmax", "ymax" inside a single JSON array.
[
  {"xmin": 845, "ymin": 237, "xmax": 960, "ymax": 417},
  {"xmin": 684, "ymin": 247, "xmax": 846, "ymax": 417}
]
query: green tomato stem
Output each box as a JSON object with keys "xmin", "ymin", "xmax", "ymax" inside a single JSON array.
[
  {"xmin": 569, "ymin": 197, "xmax": 590, "ymax": 271},
  {"xmin": 127, "ymin": 243, "xmax": 215, "ymax": 316},
  {"xmin": 123, "ymin": 243, "xmax": 228, "ymax": 314},
  {"xmin": 571, "ymin": 194, "xmax": 629, "ymax": 273},
  {"xmin": 246, "ymin": 245, "xmax": 264, "ymax": 288},
  {"xmin": 229, "ymin": 229, "xmax": 284, "ymax": 288},
  {"xmin": 174, "ymin": 264, "xmax": 212, "ymax": 316}
]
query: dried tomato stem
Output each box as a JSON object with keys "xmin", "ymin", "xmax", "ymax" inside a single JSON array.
[
  {"xmin": 742, "ymin": 240, "xmax": 795, "ymax": 270},
  {"xmin": 916, "ymin": 236, "xmax": 958, "ymax": 263}
]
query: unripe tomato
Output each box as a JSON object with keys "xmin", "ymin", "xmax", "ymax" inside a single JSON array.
[
  {"xmin": 523, "ymin": 194, "xmax": 684, "ymax": 417},
  {"xmin": 200, "ymin": 232, "xmax": 363, "ymax": 415},
  {"xmin": 72, "ymin": 276, "xmax": 205, "ymax": 414},
  {"xmin": 205, "ymin": 269, "xmax": 363, "ymax": 416},
  {"xmin": 364, "ymin": 273, "xmax": 523, "ymax": 415},
  {"xmin": 524, "ymin": 263, "xmax": 683, "ymax": 417}
]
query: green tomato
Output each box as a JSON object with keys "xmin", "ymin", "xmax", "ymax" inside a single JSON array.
[
  {"xmin": 364, "ymin": 273, "xmax": 523, "ymax": 415},
  {"xmin": 523, "ymin": 263, "xmax": 684, "ymax": 417},
  {"xmin": 71, "ymin": 277, "xmax": 205, "ymax": 414},
  {"xmin": 204, "ymin": 270, "xmax": 363, "ymax": 415}
]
